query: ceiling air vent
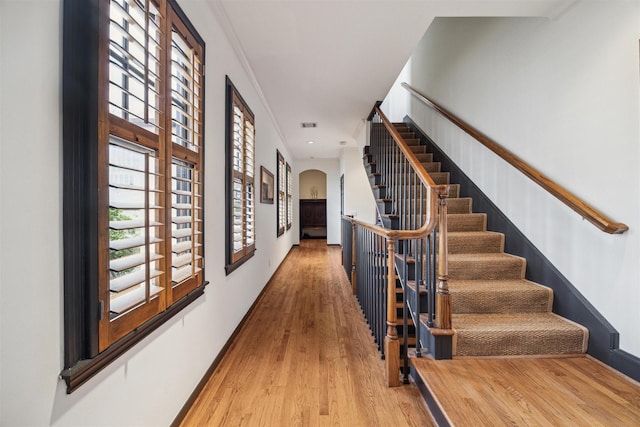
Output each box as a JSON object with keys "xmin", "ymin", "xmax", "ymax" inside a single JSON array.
[{"xmin": 301, "ymin": 122, "xmax": 317, "ymax": 128}]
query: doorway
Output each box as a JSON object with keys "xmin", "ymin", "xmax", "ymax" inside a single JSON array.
[{"xmin": 299, "ymin": 169, "xmax": 327, "ymax": 239}]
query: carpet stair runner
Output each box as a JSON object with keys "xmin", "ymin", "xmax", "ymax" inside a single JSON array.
[{"xmin": 365, "ymin": 123, "xmax": 588, "ymax": 357}]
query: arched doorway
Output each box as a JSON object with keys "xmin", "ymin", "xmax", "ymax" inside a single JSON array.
[{"xmin": 299, "ymin": 169, "xmax": 327, "ymax": 239}]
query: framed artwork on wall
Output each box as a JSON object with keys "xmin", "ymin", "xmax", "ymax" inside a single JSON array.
[{"xmin": 260, "ymin": 166, "xmax": 274, "ymax": 204}]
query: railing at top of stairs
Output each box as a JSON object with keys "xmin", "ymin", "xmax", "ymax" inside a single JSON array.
[{"xmin": 341, "ymin": 105, "xmax": 452, "ymax": 387}]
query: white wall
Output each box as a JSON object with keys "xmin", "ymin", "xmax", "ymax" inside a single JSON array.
[
  {"xmin": 340, "ymin": 147, "xmax": 377, "ymax": 224},
  {"xmin": 299, "ymin": 169, "xmax": 327, "ymax": 199},
  {"xmin": 382, "ymin": 1, "xmax": 640, "ymax": 357},
  {"xmin": 295, "ymin": 159, "xmax": 341, "ymax": 245},
  {"xmin": 0, "ymin": 1, "xmax": 295, "ymax": 425}
]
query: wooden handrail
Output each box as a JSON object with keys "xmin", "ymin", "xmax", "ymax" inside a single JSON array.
[
  {"xmin": 374, "ymin": 106, "xmax": 447, "ymax": 239},
  {"xmin": 401, "ymin": 82, "xmax": 629, "ymax": 235}
]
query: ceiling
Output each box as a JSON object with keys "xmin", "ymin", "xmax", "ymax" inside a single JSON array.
[{"xmin": 212, "ymin": 0, "xmax": 575, "ymax": 160}]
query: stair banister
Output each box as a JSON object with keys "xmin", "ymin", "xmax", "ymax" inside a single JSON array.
[
  {"xmin": 344, "ymin": 105, "xmax": 455, "ymax": 386},
  {"xmin": 401, "ymin": 82, "xmax": 629, "ymax": 235},
  {"xmin": 374, "ymin": 106, "xmax": 453, "ymax": 332}
]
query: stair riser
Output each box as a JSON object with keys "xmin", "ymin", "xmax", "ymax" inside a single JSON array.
[
  {"xmin": 369, "ymin": 174, "xmax": 382, "ymax": 186},
  {"xmin": 448, "ymin": 184, "xmax": 460, "ymax": 199},
  {"xmin": 365, "ymin": 162, "xmax": 377, "ymax": 174},
  {"xmin": 385, "ymin": 198, "xmax": 472, "ymax": 217},
  {"xmin": 401, "ymin": 137, "xmax": 420, "ymax": 146},
  {"xmin": 376, "ymin": 200, "xmax": 393, "ymax": 214},
  {"xmin": 448, "ymin": 258, "xmax": 525, "ymax": 280},
  {"xmin": 454, "ymin": 331, "xmax": 587, "ymax": 356},
  {"xmin": 423, "ymin": 163, "xmax": 441, "ymax": 173},
  {"xmin": 380, "ymin": 216, "xmax": 397, "ymax": 229},
  {"xmin": 447, "ymin": 234, "xmax": 503, "ymax": 253},
  {"xmin": 430, "ymin": 172, "xmax": 450, "ymax": 185},
  {"xmin": 372, "ymin": 186, "xmax": 386, "ymax": 199},
  {"xmin": 390, "ymin": 162, "xmax": 442, "ymax": 176},
  {"xmin": 446, "ymin": 214, "xmax": 487, "ymax": 232},
  {"xmin": 451, "ymin": 292, "xmax": 552, "ymax": 314},
  {"xmin": 413, "ymin": 153, "xmax": 434, "ymax": 163},
  {"xmin": 446, "ymin": 198, "xmax": 471, "ymax": 214}
]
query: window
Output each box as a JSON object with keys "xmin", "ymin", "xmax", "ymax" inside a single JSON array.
[
  {"xmin": 225, "ymin": 77, "xmax": 256, "ymax": 274},
  {"xmin": 62, "ymin": 0, "xmax": 206, "ymax": 392},
  {"xmin": 277, "ymin": 150, "xmax": 286, "ymax": 236},
  {"xmin": 286, "ymin": 162, "xmax": 292, "ymax": 230}
]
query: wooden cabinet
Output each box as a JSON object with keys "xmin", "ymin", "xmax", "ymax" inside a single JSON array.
[{"xmin": 300, "ymin": 199, "xmax": 326, "ymax": 238}]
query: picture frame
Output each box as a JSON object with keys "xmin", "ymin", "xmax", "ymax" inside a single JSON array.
[{"xmin": 260, "ymin": 166, "xmax": 275, "ymax": 204}]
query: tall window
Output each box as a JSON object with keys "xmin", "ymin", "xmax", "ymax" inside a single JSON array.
[
  {"xmin": 277, "ymin": 150, "xmax": 286, "ymax": 236},
  {"xmin": 62, "ymin": 0, "xmax": 205, "ymax": 392},
  {"xmin": 225, "ymin": 77, "xmax": 256, "ymax": 274},
  {"xmin": 286, "ymin": 162, "xmax": 292, "ymax": 230}
]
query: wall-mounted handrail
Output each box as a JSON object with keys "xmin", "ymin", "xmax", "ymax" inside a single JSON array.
[{"xmin": 402, "ymin": 82, "xmax": 629, "ymax": 235}]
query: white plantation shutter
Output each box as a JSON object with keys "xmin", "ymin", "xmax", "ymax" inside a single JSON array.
[
  {"xmin": 167, "ymin": 18, "xmax": 205, "ymax": 301},
  {"xmin": 108, "ymin": 0, "xmax": 162, "ymax": 133},
  {"xmin": 286, "ymin": 163, "xmax": 292, "ymax": 230},
  {"xmin": 229, "ymin": 92, "xmax": 256, "ymax": 265},
  {"xmin": 245, "ymin": 120, "xmax": 255, "ymax": 246},
  {"xmin": 170, "ymin": 28, "xmax": 202, "ymax": 153},
  {"xmin": 108, "ymin": 138, "xmax": 165, "ymax": 317},
  {"xmin": 170, "ymin": 160, "xmax": 202, "ymax": 285},
  {"xmin": 277, "ymin": 151, "xmax": 286, "ymax": 236}
]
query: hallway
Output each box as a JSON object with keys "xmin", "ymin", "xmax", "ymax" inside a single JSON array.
[{"xmin": 179, "ymin": 240, "xmax": 434, "ymax": 426}]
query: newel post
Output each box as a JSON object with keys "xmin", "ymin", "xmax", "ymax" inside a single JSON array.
[
  {"xmin": 351, "ymin": 222, "xmax": 357, "ymax": 295},
  {"xmin": 435, "ymin": 188, "xmax": 452, "ymax": 330},
  {"xmin": 385, "ymin": 235, "xmax": 400, "ymax": 387}
]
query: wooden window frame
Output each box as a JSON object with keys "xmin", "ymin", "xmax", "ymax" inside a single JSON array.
[
  {"xmin": 286, "ymin": 162, "xmax": 292, "ymax": 230},
  {"xmin": 225, "ymin": 77, "xmax": 256, "ymax": 274},
  {"xmin": 61, "ymin": 0, "xmax": 206, "ymax": 393},
  {"xmin": 277, "ymin": 150, "xmax": 286, "ymax": 237}
]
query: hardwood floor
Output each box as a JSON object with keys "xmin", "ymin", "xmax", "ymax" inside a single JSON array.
[
  {"xmin": 178, "ymin": 239, "xmax": 640, "ymax": 426},
  {"xmin": 180, "ymin": 240, "xmax": 435, "ymax": 426},
  {"xmin": 412, "ymin": 356, "xmax": 640, "ymax": 426}
]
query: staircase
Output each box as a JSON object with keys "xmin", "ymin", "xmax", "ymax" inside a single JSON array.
[{"xmin": 365, "ymin": 122, "xmax": 589, "ymax": 358}]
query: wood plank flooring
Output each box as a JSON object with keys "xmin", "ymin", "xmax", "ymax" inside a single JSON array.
[
  {"xmin": 412, "ymin": 356, "xmax": 640, "ymax": 426},
  {"xmin": 180, "ymin": 240, "xmax": 435, "ymax": 426}
]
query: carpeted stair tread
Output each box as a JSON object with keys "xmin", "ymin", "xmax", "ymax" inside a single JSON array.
[
  {"xmin": 451, "ymin": 312, "xmax": 589, "ymax": 356},
  {"xmin": 447, "ymin": 231, "xmax": 504, "ymax": 253},
  {"xmin": 449, "ymin": 279, "xmax": 553, "ymax": 313},
  {"xmin": 446, "ymin": 213, "xmax": 487, "ymax": 232},
  {"xmin": 448, "ymin": 253, "xmax": 526, "ymax": 280}
]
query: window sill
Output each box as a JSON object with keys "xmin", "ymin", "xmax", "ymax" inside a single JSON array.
[
  {"xmin": 225, "ymin": 249, "xmax": 255, "ymax": 275},
  {"xmin": 60, "ymin": 283, "xmax": 207, "ymax": 393}
]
